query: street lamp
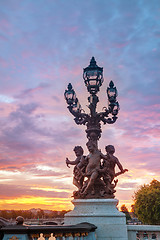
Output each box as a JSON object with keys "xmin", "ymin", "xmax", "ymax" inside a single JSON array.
[
  {"xmin": 64, "ymin": 83, "xmax": 76, "ymax": 106},
  {"xmin": 83, "ymin": 56, "xmax": 103, "ymax": 95},
  {"xmin": 64, "ymin": 57, "xmax": 119, "ymax": 145},
  {"xmin": 107, "ymin": 80, "xmax": 120, "ymax": 115},
  {"xmin": 64, "ymin": 58, "xmax": 128, "ymax": 200}
]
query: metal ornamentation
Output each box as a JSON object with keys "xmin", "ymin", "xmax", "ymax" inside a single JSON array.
[
  {"xmin": 64, "ymin": 57, "xmax": 120, "ymax": 144},
  {"xmin": 64, "ymin": 57, "xmax": 127, "ymax": 199}
]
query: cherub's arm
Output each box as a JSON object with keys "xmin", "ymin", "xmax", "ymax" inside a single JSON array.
[
  {"xmin": 100, "ymin": 151, "xmax": 108, "ymax": 160},
  {"xmin": 66, "ymin": 157, "xmax": 80, "ymax": 167},
  {"xmin": 115, "ymin": 157, "xmax": 123, "ymax": 171},
  {"xmin": 76, "ymin": 156, "xmax": 89, "ymax": 177},
  {"xmin": 85, "ymin": 155, "xmax": 89, "ymax": 162},
  {"xmin": 115, "ymin": 157, "xmax": 128, "ymax": 173},
  {"xmin": 77, "ymin": 156, "xmax": 88, "ymax": 169}
]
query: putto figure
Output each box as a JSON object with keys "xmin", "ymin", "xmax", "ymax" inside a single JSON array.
[
  {"xmin": 99, "ymin": 145, "xmax": 128, "ymax": 195},
  {"xmin": 105, "ymin": 145, "xmax": 128, "ymax": 181},
  {"xmin": 66, "ymin": 146, "xmax": 87, "ymax": 190},
  {"xmin": 66, "ymin": 143, "xmax": 128, "ymax": 199},
  {"xmin": 81, "ymin": 141, "xmax": 108, "ymax": 196}
]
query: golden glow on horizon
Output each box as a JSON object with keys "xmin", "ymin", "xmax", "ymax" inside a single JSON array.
[
  {"xmin": 0, "ymin": 197, "xmax": 73, "ymax": 210},
  {"xmin": 118, "ymin": 199, "xmax": 133, "ymax": 211},
  {"xmin": 0, "ymin": 196, "xmax": 134, "ymax": 211}
]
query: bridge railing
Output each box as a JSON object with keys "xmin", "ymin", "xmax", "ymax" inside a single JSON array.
[
  {"xmin": 1, "ymin": 220, "xmax": 160, "ymax": 240},
  {"xmin": 0, "ymin": 223, "xmax": 97, "ymax": 240},
  {"xmin": 127, "ymin": 225, "xmax": 160, "ymax": 240}
]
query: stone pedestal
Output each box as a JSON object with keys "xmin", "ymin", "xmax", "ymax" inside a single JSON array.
[{"xmin": 64, "ymin": 199, "xmax": 128, "ymax": 240}]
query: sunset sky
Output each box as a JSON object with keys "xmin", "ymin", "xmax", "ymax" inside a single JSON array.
[{"xmin": 0, "ymin": 0, "xmax": 160, "ymax": 211}]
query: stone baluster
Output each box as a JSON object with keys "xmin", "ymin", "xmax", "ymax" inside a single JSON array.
[
  {"xmin": 138, "ymin": 231, "xmax": 144, "ymax": 240},
  {"xmin": 36, "ymin": 232, "xmax": 91, "ymax": 240},
  {"xmin": 32, "ymin": 233, "xmax": 40, "ymax": 240},
  {"xmin": 146, "ymin": 232, "xmax": 152, "ymax": 240},
  {"xmin": 55, "ymin": 233, "xmax": 63, "ymax": 240},
  {"xmin": 64, "ymin": 232, "xmax": 72, "ymax": 240},
  {"xmin": 156, "ymin": 232, "xmax": 160, "ymax": 240},
  {"xmin": 38, "ymin": 233, "xmax": 46, "ymax": 240}
]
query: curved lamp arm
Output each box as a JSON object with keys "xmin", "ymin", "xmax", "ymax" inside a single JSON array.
[{"xmin": 68, "ymin": 105, "xmax": 89, "ymax": 125}]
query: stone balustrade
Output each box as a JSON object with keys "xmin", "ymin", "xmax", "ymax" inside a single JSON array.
[
  {"xmin": 127, "ymin": 225, "xmax": 160, "ymax": 240},
  {"xmin": 1, "ymin": 220, "xmax": 160, "ymax": 240},
  {"xmin": 0, "ymin": 223, "xmax": 97, "ymax": 240}
]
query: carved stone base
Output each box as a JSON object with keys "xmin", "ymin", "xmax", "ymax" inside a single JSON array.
[
  {"xmin": 64, "ymin": 199, "xmax": 128, "ymax": 240},
  {"xmin": 73, "ymin": 178, "xmax": 116, "ymax": 199}
]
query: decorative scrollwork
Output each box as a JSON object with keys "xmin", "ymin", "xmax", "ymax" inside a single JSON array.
[{"xmin": 64, "ymin": 57, "xmax": 120, "ymax": 143}]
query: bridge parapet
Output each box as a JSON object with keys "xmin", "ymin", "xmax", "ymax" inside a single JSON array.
[
  {"xmin": 127, "ymin": 225, "xmax": 160, "ymax": 240},
  {"xmin": 0, "ymin": 222, "xmax": 97, "ymax": 240}
]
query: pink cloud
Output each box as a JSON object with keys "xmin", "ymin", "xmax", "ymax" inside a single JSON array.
[
  {"xmin": 63, "ymin": 26, "xmax": 79, "ymax": 33},
  {"xmin": 0, "ymin": 57, "xmax": 8, "ymax": 68},
  {"xmin": 0, "ymin": 184, "xmax": 70, "ymax": 199}
]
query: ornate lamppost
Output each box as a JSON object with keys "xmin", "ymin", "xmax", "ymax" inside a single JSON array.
[
  {"xmin": 64, "ymin": 57, "xmax": 120, "ymax": 146},
  {"xmin": 64, "ymin": 57, "xmax": 127, "ymax": 199}
]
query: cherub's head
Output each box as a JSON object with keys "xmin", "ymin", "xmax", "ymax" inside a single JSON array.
[
  {"xmin": 105, "ymin": 145, "xmax": 115, "ymax": 154},
  {"xmin": 73, "ymin": 146, "xmax": 84, "ymax": 157},
  {"xmin": 86, "ymin": 141, "xmax": 97, "ymax": 152}
]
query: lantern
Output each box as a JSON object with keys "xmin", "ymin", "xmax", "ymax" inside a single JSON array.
[
  {"xmin": 64, "ymin": 83, "xmax": 76, "ymax": 105},
  {"xmin": 83, "ymin": 57, "xmax": 103, "ymax": 94}
]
